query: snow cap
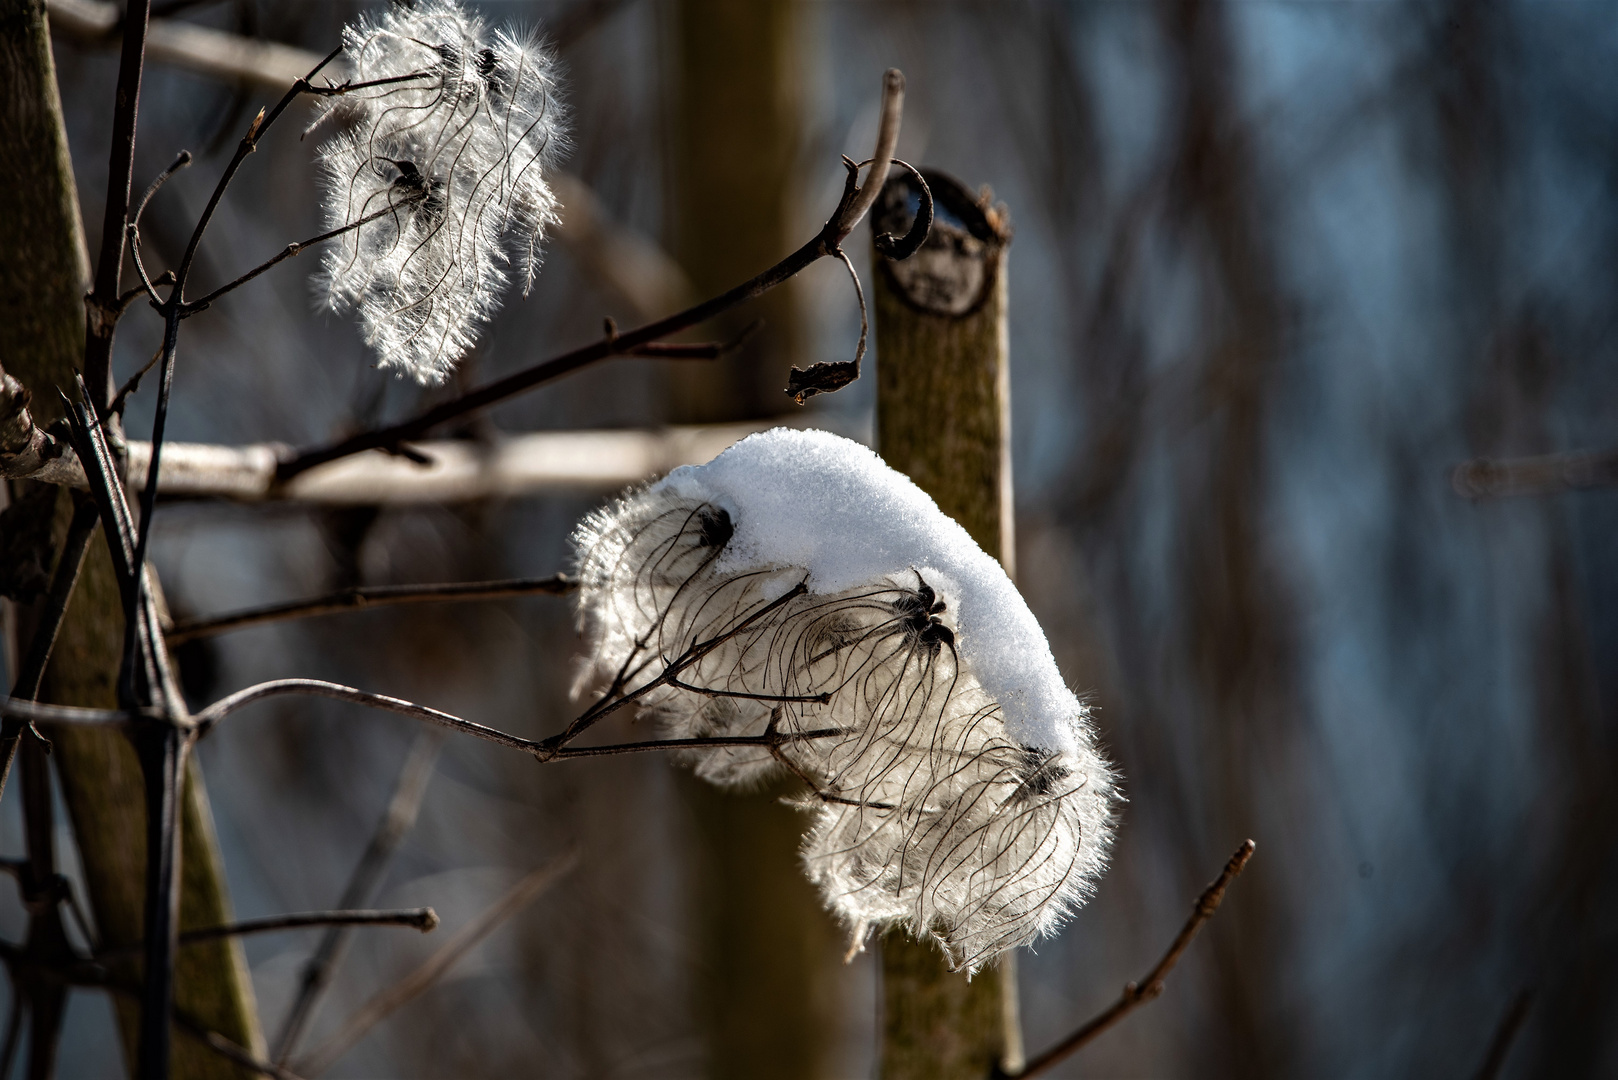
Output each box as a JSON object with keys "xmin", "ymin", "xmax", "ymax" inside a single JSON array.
[{"xmin": 655, "ymin": 428, "xmax": 1083, "ymax": 755}]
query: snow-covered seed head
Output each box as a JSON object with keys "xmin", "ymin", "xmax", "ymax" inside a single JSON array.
[
  {"xmin": 571, "ymin": 429, "xmax": 1118, "ymax": 972},
  {"xmin": 314, "ymin": 0, "xmax": 565, "ymax": 384}
]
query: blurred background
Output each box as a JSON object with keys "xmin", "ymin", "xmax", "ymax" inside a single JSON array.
[{"xmin": 6, "ymin": 0, "xmax": 1617, "ymax": 1075}]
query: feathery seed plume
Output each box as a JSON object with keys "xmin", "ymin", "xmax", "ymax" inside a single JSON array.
[
  {"xmin": 315, "ymin": 0, "xmax": 566, "ymax": 384},
  {"xmin": 571, "ymin": 430, "xmax": 1117, "ymax": 972}
]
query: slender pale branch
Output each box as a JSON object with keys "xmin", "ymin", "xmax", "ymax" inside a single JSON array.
[{"xmin": 1004, "ymin": 840, "xmax": 1257, "ymax": 1079}]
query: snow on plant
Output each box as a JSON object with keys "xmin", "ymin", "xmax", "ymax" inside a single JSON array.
[
  {"xmin": 314, "ymin": 0, "xmax": 565, "ymax": 384},
  {"xmin": 571, "ymin": 429, "xmax": 1117, "ymax": 972}
]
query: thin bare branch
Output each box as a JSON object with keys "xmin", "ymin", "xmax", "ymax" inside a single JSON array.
[
  {"xmin": 185, "ymin": 677, "xmax": 846, "ymax": 763},
  {"xmin": 274, "ymin": 731, "xmax": 444, "ymax": 1064},
  {"xmin": 182, "ymin": 194, "xmax": 423, "ymax": 312},
  {"xmin": 171, "ymin": 45, "xmax": 343, "ymax": 297},
  {"xmin": 1004, "ymin": 840, "xmax": 1257, "ymax": 1079},
  {"xmin": 294, "ymin": 854, "xmax": 578, "ymax": 1077},
  {"xmin": 81, "ymin": 0, "xmax": 152, "ymax": 411},
  {"xmin": 96, "ymin": 908, "xmax": 438, "ymax": 959},
  {"xmin": 192, "ymin": 679, "xmax": 545, "ymax": 752},
  {"xmin": 131, "ymin": 149, "xmax": 191, "ymax": 230},
  {"xmin": 831, "ymin": 70, "xmax": 904, "ymax": 240},
  {"xmin": 167, "ymin": 575, "xmax": 575, "ymax": 644}
]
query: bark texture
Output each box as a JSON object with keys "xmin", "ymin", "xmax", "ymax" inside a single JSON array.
[
  {"xmin": 669, "ymin": 4, "xmax": 839, "ymax": 1077},
  {"xmin": 872, "ymin": 169, "xmax": 1017, "ymax": 1080},
  {"xmin": 0, "ymin": 2, "xmax": 262, "ymax": 1073}
]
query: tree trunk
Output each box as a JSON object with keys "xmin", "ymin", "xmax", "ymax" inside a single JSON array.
[
  {"xmin": 872, "ymin": 168, "xmax": 1021, "ymax": 1080},
  {"xmin": 668, "ymin": 4, "xmax": 839, "ymax": 1078},
  {"xmin": 0, "ymin": 2, "xmax": 263, "ymax": 1073}
]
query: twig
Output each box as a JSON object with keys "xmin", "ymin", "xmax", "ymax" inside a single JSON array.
[
  {"xmin": 1452, "ymin": 449, "xmax": 1618, "ymax": 499},
  {"xmin": 548, "ymin": 580, "xmax": 811, "ymax": 748},
  {"xmin": 294, "ymin": 853, "xmax": 578, "ymax": 1076},
  {"xmin": 275, "ymin": 69, "xmax": 915, "ymax": 482},
  {"xmin": 0, "ymin": 939, "xmax": 305, "ymax": 1079},
  {"xmin": 273, "ymin": 731, "xmax": 444, "ymax": 1064},
  {"xmin": 1472, "ymin": 988, "xmax": 1533, "ymax": 1080},
  {"xmin": 180, "ymin": 677, "xmax": 846, "ymax": 763},
  {"xmin": 167, "ymin": 575, "xmax": 576, "ymax": 644},
  {"xmin": 181, "ymin": 196, "xmax": 423, "ymax": 312},
  {"xmin": 82, "ymin": 0, "xmax": 153, "ymax": 411},
  {"xmin": 1004, "ymin": 840, "xmax": 1257, "ymax": 1079},
  {"xmin": 171, "ymin": 45, "xmax": 343, "ymax": 297},
  {"xmin": 62, "ymin": 389, "xmax": 191, "ymax": 1080},
  {"xmin": 95, "ymin": 908, "xmax": 439, "ymax": 959},
  {"xmin": 108, "ymin": 346, "xmax": 164, "ymax": 418},
  {"xmin": 131, "ymin": 149, "xmax": 191, "ymax": 230}
]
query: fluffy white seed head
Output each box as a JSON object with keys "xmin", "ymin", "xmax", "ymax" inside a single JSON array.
[
  {"xmin": 315, "ymin": 0, "xmax": 565, "ymax": 384},
  {"xmin": 571, "ymin": 430, "xmax": 1117, "ymax": 972}
]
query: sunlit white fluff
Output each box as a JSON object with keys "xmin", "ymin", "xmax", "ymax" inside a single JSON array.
[
  {"xmin": 571, "ymin": 429, "xmax": 1117, "ymax": 972},
  {"xmin": 314, "ymin": 0, "xmax": 565, "ymax": 384}
]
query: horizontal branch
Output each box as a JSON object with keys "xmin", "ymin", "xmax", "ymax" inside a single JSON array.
[
  {"xmin": 187, "ymin": 679, "xmax": 847, "ymax": 765},
  {"xmin": 7, "ymin": 422, "xmax": 797, "ymax": 502},
  {"xmin": 167, "ymin": 575, "xmax": 577, "ymax": 643},
  {"xmin": 1006, "ymin": 839, "xmax": 1257, "ymax": 1079},
  {"xmin": 1452, "ymin": 448, "xmax": 1618, "ymax": 499},
  {"xmin": 95, "ymin": 908, "xmax": 438, "ymax": 960},
  {"xmin": 49, "ymin": 0, "xmax": 327, "ymax": 90}
]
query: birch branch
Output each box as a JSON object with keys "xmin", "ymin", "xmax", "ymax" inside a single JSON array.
[
  {"xmin": 1004, "ymin": 840, "xmax": 1256, "ymax": 1078},
  {"xmin": 6, "ymin": 422, "xmax": 778, "ymax": 502}
]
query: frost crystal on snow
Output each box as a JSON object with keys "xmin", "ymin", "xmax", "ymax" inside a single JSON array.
[
  {"xmin": 314, "ymin": 0, "xmax": 565, "ymax": 384},
  {"xmin": 571, "ymin": 429, "xmax": 1117, "ymax": 972}
]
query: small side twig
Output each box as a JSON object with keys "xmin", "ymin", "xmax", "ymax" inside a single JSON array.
[
  {"xmin": 166, "ymin": 575, "xmax": 576, "ymax": 644},
  {"xmin": 274, "ymin": 730, "xmax": 444, "ymax": 1064},
  {"xmin": 181, "ymin": 197, "xmax": 424, "ymax": 312},
  {"xmin": 95, "ymin": 908, "xmax": 438, "ymax": 960},
  {"xmin": 1003, "ymin": 840, "xmax": 1257, "ymax": 1079},
  {"xmin": 294, "ymin": 853, "xmax": 578, "ymax": 1077}
]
